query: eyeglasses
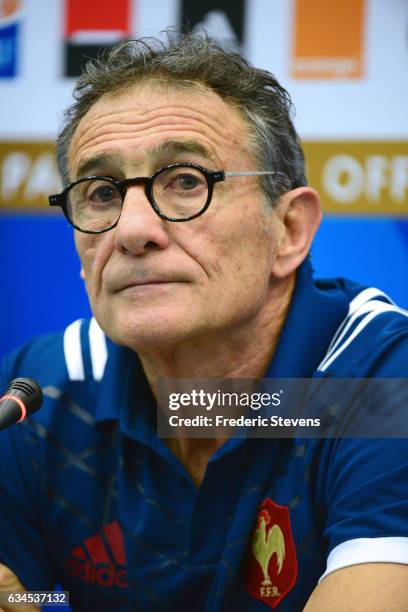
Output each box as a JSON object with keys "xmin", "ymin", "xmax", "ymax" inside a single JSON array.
[{"xmin": 49, "ymin": 163, "xmax": 287, "ymax": 234}]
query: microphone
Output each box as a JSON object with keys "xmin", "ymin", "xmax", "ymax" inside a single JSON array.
[{"xmin": 0, "ymin": 378, "xmax": 43, "ymax": 431}]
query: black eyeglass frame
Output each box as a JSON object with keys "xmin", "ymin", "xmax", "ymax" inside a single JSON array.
[{"xmin": 49, "ymin": 163, "xmax": 287, "ymax": 234}]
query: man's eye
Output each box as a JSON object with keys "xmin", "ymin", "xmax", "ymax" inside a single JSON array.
[
  {"xmin": 175, "ymin": 173, "xmax": 200, "ymax": 190},
  {"xmin": 164, "ymin": 171, "xmax": 206, "ymax": 192},
  {"xmin": 87, "ymin": 183, "xmax": 118, "ymax": 203}
]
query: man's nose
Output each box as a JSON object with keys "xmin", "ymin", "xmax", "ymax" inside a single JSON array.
[{"xmin": 113, "ymin": 184, "xmax": 170, "ymax": 255}]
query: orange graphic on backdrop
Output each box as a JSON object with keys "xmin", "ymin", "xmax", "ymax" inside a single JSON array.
[
  {"xmin": 0, "ymin": 0, "xmax": 21, "ymax": 19},
  {"xmin": 292, "ymin": 0, "xmax": 365, "ymax": 79}
]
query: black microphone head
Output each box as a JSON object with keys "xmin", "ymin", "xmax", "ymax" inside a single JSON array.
[{"xmin": 7, "ymin": 378, "xmax": 43, "ymax": 416}]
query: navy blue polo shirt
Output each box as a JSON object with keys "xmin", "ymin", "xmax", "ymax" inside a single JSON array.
[{"xmin": 0, "ymin": 258, "xmax": 407, "ymax": 611}]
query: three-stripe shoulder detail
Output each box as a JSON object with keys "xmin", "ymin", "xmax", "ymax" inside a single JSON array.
[
  {"xmin": 63, "ymin": 318, "xmax": 108, "ymax": 381},
  {"xmin": 318, "ymin": 288, "xmax": 408, "ymax": 372}
]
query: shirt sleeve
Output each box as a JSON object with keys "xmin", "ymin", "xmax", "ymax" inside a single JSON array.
[
  {"xmin": 0, "ymin": 356, "xmax": 56, "ymax": 591},
  {"xmin": 317, "ymin": 337, "xmax": 408, "ymax": 579},
  {"xmin": 318, "ymin": 436, "xmax": 408, "ymax": 577}
]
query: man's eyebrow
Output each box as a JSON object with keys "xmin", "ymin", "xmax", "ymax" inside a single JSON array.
[
  {"xmin": 147, "ymin": 140, "xmax": 214, "ymax": 164},
  {"xmin": 75, "ymin": 153, "xmax": 122, "ymax": 179}
]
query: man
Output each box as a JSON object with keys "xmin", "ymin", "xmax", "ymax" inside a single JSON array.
[{"xmin": 0, "ymin": 33, "xmax": 407, "ymax": 611}]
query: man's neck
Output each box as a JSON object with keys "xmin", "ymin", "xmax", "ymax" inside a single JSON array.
[{"xmin": 138, "ymin": 273, "xmax": 296, "ymax": 486}]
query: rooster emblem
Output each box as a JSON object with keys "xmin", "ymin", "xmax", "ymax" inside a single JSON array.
[{"xmin": 252, "ymin": 508, "xmax": 285, "ymax": 587}]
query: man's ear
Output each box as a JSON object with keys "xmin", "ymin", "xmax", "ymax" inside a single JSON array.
[
  {"xmin": 80, "ymin": 268, "xmax": 86, "ymax": 280},
  {"xmin": 271, "ymin": 187, "xmax": 322, "ymax": 279}
]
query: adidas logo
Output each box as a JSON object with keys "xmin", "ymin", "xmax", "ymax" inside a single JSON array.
[{"xmin": 65, "ymin": 521, "xmax": 128, "ymax": 588}]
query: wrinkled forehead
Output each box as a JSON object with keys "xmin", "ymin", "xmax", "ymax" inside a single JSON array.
[{"xmin": 68, "ymin": 80, "xmax": 254, "ymax": 177}]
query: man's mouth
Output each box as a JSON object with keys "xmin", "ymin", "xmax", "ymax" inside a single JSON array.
[{"xmin": 116, "ymin": 279, "xmax": 185, "ymax": 292}]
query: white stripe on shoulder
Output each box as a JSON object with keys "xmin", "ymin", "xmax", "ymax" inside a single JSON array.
[
  {"xmin": 89, "ymin": 317, "xmax": 108, "ymax": 381},
  {"xmin": 63, "ymin": 319, "xmax": 85, "ymax": 381},
  {"xmin": 326, "ymin": 288, "xmax": 395, "ymax": 355},
  {"xmin": 348, "ymin": 287, "xmax": 395, "ymax": 315},
  {"xmin": 318, "ymin": 288, "xmax": 407, "ymax": 372},
  {"xmin": 319, "ymin": 537, "xmax": 408, "ymax": 582},
  {"xmin": 320, "ymin": 300, "xmax": 396, "ymax": 370}
]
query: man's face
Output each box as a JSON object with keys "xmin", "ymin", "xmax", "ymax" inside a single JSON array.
[{"xmin": 70, "ymin": 82, "xmax": 284, "ymax": 351}]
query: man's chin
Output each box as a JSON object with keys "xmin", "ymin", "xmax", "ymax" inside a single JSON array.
[{"xmin": 101, "ymin": 317, "xmax": 202, "ymax": 354}]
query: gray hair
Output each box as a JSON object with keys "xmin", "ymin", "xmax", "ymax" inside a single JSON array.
[{"xmin": 57, "ymin": 31, "xmax": 307, "ymax": 204}]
